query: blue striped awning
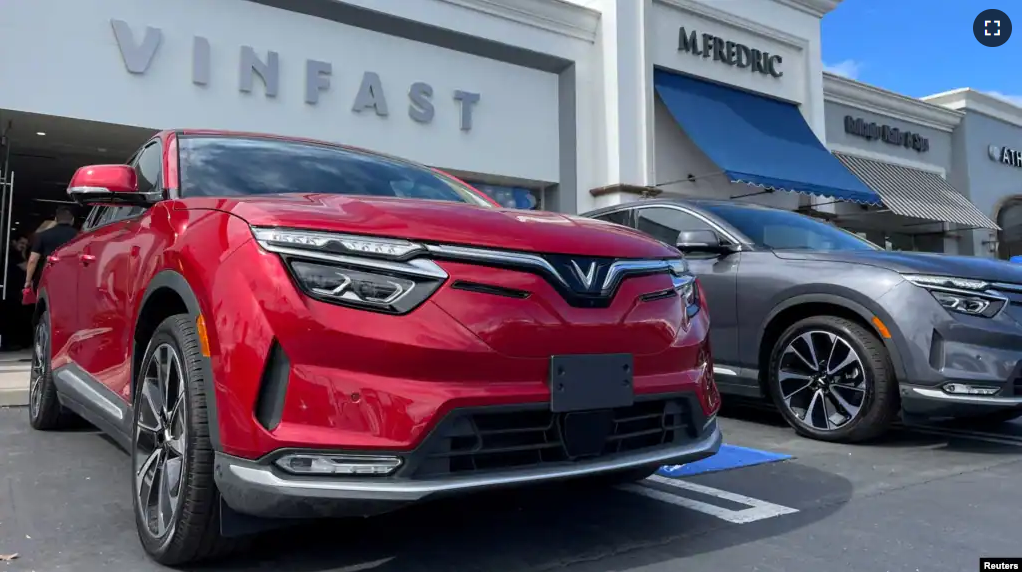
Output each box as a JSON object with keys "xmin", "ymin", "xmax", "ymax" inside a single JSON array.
[{"xmin": 653, "ymin": 69, "xmax": 881, "ymax": 205}]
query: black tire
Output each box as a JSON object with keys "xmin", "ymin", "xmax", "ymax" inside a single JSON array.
[
  {"xmin": 766, "ymin": 315, "xmax": 898, "ymax": 443},
  {"xmin": 131, "ymin": 315, "xmax": 237, "ymax": 566},
  {"xmin": 28, "ymin": 309, "xmax": 77, "ymax": 430}
]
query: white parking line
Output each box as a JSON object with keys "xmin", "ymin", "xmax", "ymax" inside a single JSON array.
[{"xmin": 618, "ymin": 474, "xmax": 800, "ymax": 524}]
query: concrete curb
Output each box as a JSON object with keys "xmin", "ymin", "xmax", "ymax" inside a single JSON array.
[{"xmin": 0, "ymin": 387, "xmax": 29, "ymax": 407}]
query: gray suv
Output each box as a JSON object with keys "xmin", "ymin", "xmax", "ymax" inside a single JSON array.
[{"xmin": 584, "ymin": 198, "xmax": 1022, "ymax": 442}]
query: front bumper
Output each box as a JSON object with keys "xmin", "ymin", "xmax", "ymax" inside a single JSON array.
[
  {"xmin": 214, "ymin": 414, "xmax": 722, "ymax": 519},
  {"xmin": 879, "ymin": 280, "xmax": 1022, "ymax": 418},
  {"xmin": 901, "ymin": 385, "xmax": 1022, "ymax": 418}
]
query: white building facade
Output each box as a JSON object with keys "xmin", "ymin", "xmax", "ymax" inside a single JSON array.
[
  {"xmin": 820, "ymin": 74, "xmax": 998, "ymax": 255},
  {"xmin": 587, "ymin": 0, "xmax": 868, "ymax": 214},
  {"xmin": 1, "ymin": 0, "xmax": 603, "ymax": 212},
  {"xmin": 0, "ymin": 0, "xmax": 863, "ymax": 220}
]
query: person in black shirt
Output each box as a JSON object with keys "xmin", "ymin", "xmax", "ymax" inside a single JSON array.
[
  {"xmin": 24, "ymin": 207, "xmax": 78, "ymax": 293},
  {"xmin": 1, "ymin": 235, "xmax": 30, "ymax": 349}
]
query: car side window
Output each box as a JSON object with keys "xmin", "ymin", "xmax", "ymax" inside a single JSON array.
[
  {"xmin": 86, "ymin": 206, "xmax": 118, "ymax": 229},
  {"xmin": 83, "ymin": 205, "xmax": 145, "ymax": 232},
  {"xmin": 593, "ymin": 210, "xmax": 633, "ymax": 227},
  {"xmin": 83, "ymin": 206, "xmax": 104, "ymax": 231},
  {"xmin": 635, "ymin": 207, "xmax": 716, "ymax": 246},
  {"xmin": 135, "ymin": 143, "xmax": 163, "ymax": 194}
]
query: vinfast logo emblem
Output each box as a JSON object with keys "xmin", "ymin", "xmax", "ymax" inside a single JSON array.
[{"xmin": 569, "ymin": 260, "xmax": 599, "ymax": 290}]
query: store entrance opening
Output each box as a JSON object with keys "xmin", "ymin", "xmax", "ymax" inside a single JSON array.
[
  {"xmin": 0, "ymin": 109, "xmax": 153, "ymax": 352},
  {"xmin": 834, "ymin": 208, "xmax": 950, "ymax": 253}
]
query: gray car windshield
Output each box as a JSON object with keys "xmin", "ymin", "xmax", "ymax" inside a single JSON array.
[
  {"xmin": 702, "ymin": 204, "xmax": 880, "ymax": 251},
  {"xmin": 177, "ymin": 135, "xmax": 494, "ymax": 207}
]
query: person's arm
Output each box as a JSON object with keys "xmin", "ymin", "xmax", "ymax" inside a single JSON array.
[
  {"xmin": 23, "ymin": 252, "xmax": 40, "ymax": 290},
  {"xmin": 24, "ymin": 234, "xmax": 44, "ymax": 290}
]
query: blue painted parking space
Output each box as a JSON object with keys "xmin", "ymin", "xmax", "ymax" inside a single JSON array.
[{"xmin": 657, "ymin": 444, "xmax": 792, "ymax": 477}]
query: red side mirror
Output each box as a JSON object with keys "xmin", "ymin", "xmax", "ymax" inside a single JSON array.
[
  {"xmin": 68, "ymin": 164, "xmax": 137, "ymax": 195},
  {"xmin": 67, "ymin": 164, "xmax": 151, "ymax": 206}
]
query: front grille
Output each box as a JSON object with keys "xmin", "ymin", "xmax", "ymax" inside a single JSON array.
[{"xmin": 409, "ymin": 398, "xmax": 694, "ymax": 479}]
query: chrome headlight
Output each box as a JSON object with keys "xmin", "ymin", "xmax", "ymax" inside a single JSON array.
[
  {"xmin": 903, "ymin": 274, "xmax": 1006, "ymax": 318},
  {"xmin": 252, "ymin": 227, "xmax": 448, "ymax": 314},
  {"xmin": 669, "ymin": 258, "xmax": 700, "ymax": 317}
]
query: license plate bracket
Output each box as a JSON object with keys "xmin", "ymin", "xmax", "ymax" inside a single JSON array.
[{"xmin": 549, "ymin": 353, "xmax": 634, "ymax": 413}]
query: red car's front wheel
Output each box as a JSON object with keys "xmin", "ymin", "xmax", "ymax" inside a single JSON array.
[{"xmin": 131, "ymin": 315, "xmax": 236, "ymax": 566}]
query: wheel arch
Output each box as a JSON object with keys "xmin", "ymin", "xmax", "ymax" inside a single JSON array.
[
  {"xmin": 756, "ymin": 293, "xmax": 908, "ymax": 396},
  {"xmin": 134, "ymin": 269, "xmax": 222, "ymax": 450}
]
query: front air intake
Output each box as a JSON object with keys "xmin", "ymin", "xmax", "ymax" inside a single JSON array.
[{"xmin": 254, "ymin": 341, "xmax": 291, "ymax": 431}]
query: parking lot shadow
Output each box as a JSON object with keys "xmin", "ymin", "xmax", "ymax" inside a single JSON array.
[
  {"xmin": 719, "ymin": 399, "xmax": 1022, "ymax": 456},
  {"xmin": 186, "ymin": 463, "xmax": 854, "ymax": 572}
]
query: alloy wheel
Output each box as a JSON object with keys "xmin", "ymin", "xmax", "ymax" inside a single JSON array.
[
  {"xmin": 134, "ymin": 343, "xmax": 188, "ymax": 540},
  {"xmin": 776, "ymin": 330, "xmax": 868, "ymax": 431},
  {"xmin": 28, "ymin": 321, "xmax": 48, "ymax": 417}
]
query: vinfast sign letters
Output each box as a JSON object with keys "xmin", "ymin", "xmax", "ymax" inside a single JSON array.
[
  {"xmin": 844, "ymin": 116, "xmax": 930, "ymax": 153},
  {"xmin": 677, "ymin": 27, "xmax": 783, "ymax": 78},
  {"xmin": 110, "ymin": 19, "xmax": 482, "ymax": 131}
]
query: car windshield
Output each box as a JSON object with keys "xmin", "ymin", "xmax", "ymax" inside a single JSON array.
[
  {"xmin": 701, "ymin": 203, "xmax": 880, "ymax": 251},
  {"xmin": 177, "ymin": 135, "xmax": 493, "ymax": 207}
]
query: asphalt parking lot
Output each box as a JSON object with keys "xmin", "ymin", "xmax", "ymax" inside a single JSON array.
[{"xmin": 2, "ymin": 404, "xmax": 1021, "ymax": 572}]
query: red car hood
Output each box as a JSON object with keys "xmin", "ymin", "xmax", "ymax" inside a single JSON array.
[{"xmin": 189, "ymin": 194, "xmax": 677, "ymax": 258}]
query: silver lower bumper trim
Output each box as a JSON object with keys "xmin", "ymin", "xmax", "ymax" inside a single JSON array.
[
  {"xmin": 910, "ymin": 386, "xmax": 1022, "ymax": 406},
  {"xmin": 217, "ymin": 419, "xmax": 722, "ymax": 505}
]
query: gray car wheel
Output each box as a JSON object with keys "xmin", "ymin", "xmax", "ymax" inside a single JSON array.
[
  {"xmin": 132, "ymin": 315, "xmax": 236, "ymax": 566},
  {"xmin": 767, "ymin": 315, "xmax": 898, "ymax": 443},
  {"xmin": 28, "ymin": 309, "xmax": 77, "ymax": 430}
]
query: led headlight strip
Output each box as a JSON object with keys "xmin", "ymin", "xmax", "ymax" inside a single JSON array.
[
  {"xmin": 253, "ymin": 226, "xmax": 698, "ymax": 314},
  {"xmin": 904, "ymin": 274, "xmax": 1008, "ymax": 318}
]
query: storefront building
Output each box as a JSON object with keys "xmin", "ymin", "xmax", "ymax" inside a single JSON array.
[
  {"xmin": 0, "ymin": 0, "xmax": 889, "ymax": 233},
  {"xmin": 0, "ymin": 0, "xmax": 608, "ymax": 229},
  {"xmin": 589, "ymin": 0, "xmax": 882, "ymax": 216},
  {"xmin": 6, "ymin": 0, "xmax": 1001, "ymax": 243},
  {"xmin": 821, "ymin": 74, "xmax": 997, "ymax": 254},
  {"xmin": 921, "ymin": 89, "xmax": 1022, "ymax": 258}
]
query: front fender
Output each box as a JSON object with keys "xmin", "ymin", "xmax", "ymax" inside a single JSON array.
[
  {"xmin": 758, "ymin": 286, "xmax": 909, "ymax": 382},
  {"xmin": 137, "ymin": 270, "xmax": 223, "ymax": 451}
]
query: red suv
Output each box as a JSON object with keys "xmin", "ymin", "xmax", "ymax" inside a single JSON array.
[{"xmin": 27, "ymin": 130, "xmax": 721, "ymax": 565}]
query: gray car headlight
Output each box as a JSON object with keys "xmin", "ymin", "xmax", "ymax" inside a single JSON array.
[
  {"xmin": 903, "ymin": 274, "xmax": 1006, "ymax": 318},
  {"xmin": 252, "ymin": 227, "xmax": 448, "ymax": 315}
]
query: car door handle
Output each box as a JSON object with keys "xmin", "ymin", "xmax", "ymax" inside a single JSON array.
[{"xmin": 80, "ymin": 254, "xmax": 96, "ymax": 265}]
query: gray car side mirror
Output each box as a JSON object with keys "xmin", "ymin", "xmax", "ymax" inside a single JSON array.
[{"xmin": 676, "ymin": 230, "xmax": 736, "ymax": 255}]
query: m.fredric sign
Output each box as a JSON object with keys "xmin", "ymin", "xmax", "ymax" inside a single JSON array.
[{"xmin": 677, "ymin": 27, "xmax": 783, "ymax": 78}]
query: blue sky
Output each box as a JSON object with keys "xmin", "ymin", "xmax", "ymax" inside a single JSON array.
[{"xmin": 821, "ymin": 1, "xmax": 1021, "ymax": 105}]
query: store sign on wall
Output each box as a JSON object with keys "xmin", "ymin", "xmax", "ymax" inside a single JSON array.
[
  {"xmin": 989, "ymin": 145, "xmax": 1022, "ymax": 168},
  {"xmin": 677, "ymin": 27, "xmax": 783, "ymax": 78},
  {"xmin": 843, "ymin": 116, "xmax": 930, "ymax": 153},
  {"xmin": 109, "ymin": 19, "xmax": 482, "ymax": 131}
]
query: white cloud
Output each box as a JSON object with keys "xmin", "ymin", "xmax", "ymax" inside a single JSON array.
[
  {"xmin": 823, "ymin": 59, "xmax": 863, "ymax": 80},
  {"xmin": 986, "ymin": 91, "xmax": 1022, "ymax": 108}
]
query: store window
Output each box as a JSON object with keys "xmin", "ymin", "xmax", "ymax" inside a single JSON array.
[
  {"xmin": 997, "ymin": 198, "xmax": 1022, "ymax": 259},
  {"xmin": 470, "ymin": 183, "xmax": 541, "ymax": 210}
]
